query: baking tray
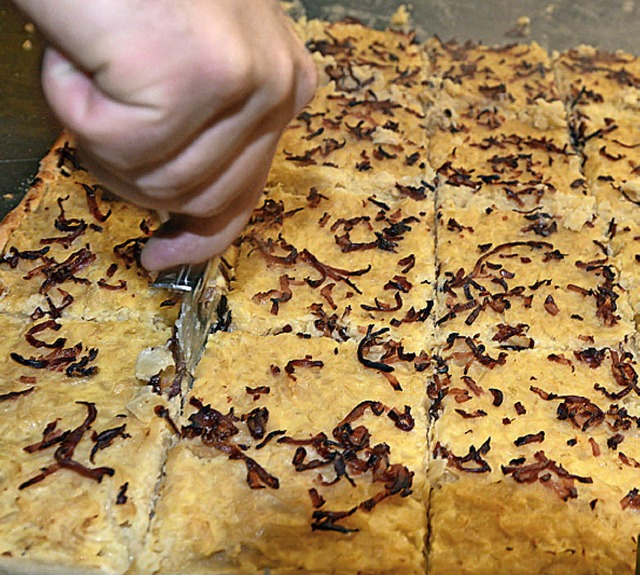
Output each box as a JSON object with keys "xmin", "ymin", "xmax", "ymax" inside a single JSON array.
[
  {"xmin": 302, "ymin": 0, "xmax": 640, "ymax": 50},
  {"xmin": 1, "ymin": 0, "xmax": 638, "ymax": 219},
  {"xmin": 0, "ymin": 1, "xmax": 638, "ymax": 573}
]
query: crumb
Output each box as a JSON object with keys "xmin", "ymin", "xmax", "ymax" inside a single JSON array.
[
  {"xmin": 391, "ymin": 5, "xmax": 410, "ymax": 27},
  {"xmin": 24, "ymin": 22, "xmax": 35, "ymax": 33},
  {"xmin": 21, "ymin": 39, "xmax": 33, "ymax": 51},
  {"xmin": 505, "ymin": 16, "xmax": 531, "ymax": 38},
  {"xmin": 3, "ymin": 194, "xmax": 14, "ymax": 200}
]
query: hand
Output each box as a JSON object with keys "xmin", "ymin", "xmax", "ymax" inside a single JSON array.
[{"xmin": 13, "ymin": 0, "xmax": 317, "ymax": 270}]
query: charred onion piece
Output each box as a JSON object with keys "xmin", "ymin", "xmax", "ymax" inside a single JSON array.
[
  {"xmin": 501, "ymin": 450, "xmax": 592, "ymax": 500},
  {"xmin": 434, "ymin": 439, "xmax": 492, "ymax": 473},
  {"xmin": 90, "ymin": 424, "xmax": 130, "ymax": 463},
  {"xmin": 300, "ymin": 248, "xmax": 370, "ymax": 294},
  {"xmin": 0, "ymin": 388, "xmax": 35, "ymax": 402},
  {"xmin": 81, "ymin": 183, "xmax": 112, "ymax": 222},
  {"xmin": 25, "ymin": 320, "xmax": 66, "ymax": 349},
  {"xmin": 20, "ymin": 402, "xmax": 115, "ymax": 489},
  {"xmin": 357, "ymin": 325, "xmax": 395, "ymax": 374}
]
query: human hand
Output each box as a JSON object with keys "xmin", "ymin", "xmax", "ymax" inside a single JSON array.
[{"xmin": 12, "ymin": 0, "xmax": 317, "ymax": 270}]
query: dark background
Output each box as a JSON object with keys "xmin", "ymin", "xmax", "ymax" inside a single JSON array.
[{"xmin": 1, "ymin": 0, "xmax": 638, "ymax": 217}]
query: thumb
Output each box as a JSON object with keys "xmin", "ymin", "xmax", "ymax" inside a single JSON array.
[{"xmin": 41, "ymin": 47, "xmax": 95, "ymax": 130}]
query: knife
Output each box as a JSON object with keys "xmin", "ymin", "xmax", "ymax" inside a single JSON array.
[{"xmin": 153, "ymin": 258, "xmax": 222, "ymax": 376}]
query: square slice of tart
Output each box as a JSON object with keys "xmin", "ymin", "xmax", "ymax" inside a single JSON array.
[
  {"xmin": 428, "ymin": 341, "xmax": 640, "ymax": 575},
  {"xmin": 0, "ymin": 318, "xmax": 177, "ymax": 575},
  {"xmin": 0, "ymin": 137, "xmax": 178, "ymax": 326},
  {"xmin": 227, "ymin": 183, "xmax": 437, "ymax": 354},
  {"xmin": 434, "ymin": 189, "xmax": 635, "ymax": 350},
  {"xmin": 136, "ymin": 331, "xmax": 429, "ymax": 575}
]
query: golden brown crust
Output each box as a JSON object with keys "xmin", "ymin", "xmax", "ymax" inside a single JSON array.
[
  {"xmin": 0, "ymin": 130, "xmax": 182, "ymax": 573},
  {"xmin": 429, "ymin": 480, "xmax": 636, "ymax": 575},
  {"xmin": 0, "ymin": 316, "xmax": 176, "ymax": 573},
  {"xmin": 0, "ymin": 170, "xmax": 47, "ymax": 252},
  {"xmin": 0, "ymin": 558, "xmax": 115, "ymax": 575},
  {"xmin": 0, "ymin": 134, "xmax": 178, "ymax": 324},
  {"xmin": 1, "ymin": 15, "xmax": 640, "ymax": 575},
  {"xmin": 428, "ymin": 345, "xmax": 640, "ymax": 574},
  {"xmin": 0, "ymin": 132, "xmax": 75, "ymax": 251},
  {"xmin": 228, "ymin": 183, "xmax": 437, "ymax": 353},
  {"xmin": 268, "ymin": 19, "xmax": 433, "ymax": 196},
  {"xmin": 427, "ymin": 37, "xmax": 640, "ymax": 575}
]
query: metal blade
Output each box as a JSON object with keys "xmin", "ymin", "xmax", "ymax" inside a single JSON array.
[{"xmin": 177, "ymin": 258, "xmax": 222, "ymax": 375}]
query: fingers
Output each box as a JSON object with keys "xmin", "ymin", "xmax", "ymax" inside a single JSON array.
[
  {"xmin": 139, "ymin": 137, "xmax": 280, "ymax": 271},
  {"xmin": 40, "ymin": 0, "xmax": 315, "ymax": 188},
  {"xmin": 41, "ymin": 47, "xmax": 164, "ymax": 156},
  {"xmin": 161, "ymin": 131, "xmax": 280, "ymax": 218},
  {"xmin": 35, "ymin": 1, "xmax": 256, "ymax": 169},
  {"xmin": 126, "ymin": 90, "xmax": 287, "ymax": 204},
  {"xmin": 278, "ymin": 7, "xmax": 318, "ymax": 113},
  {"xmin": 18, "ymin": 0, "xmax": 318, "ymax": 271},
  {"xmin": 79, "ymin": 112, "xmax": 280, "ymax": 219},
  {"xmin": 38, "ymin": 0, "xmax": 312, "ymax": 173},
  {"xmin": 140, "ymin": 182, "xmax": 264, "ymax": 271}
]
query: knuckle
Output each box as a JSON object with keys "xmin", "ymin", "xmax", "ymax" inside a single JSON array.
[
  {"xmin": 261, "ymin": 44, "xmax": 318, "ymax": 115},
  {"xmin": 204, "ymin": 44, "xmax": 256, "ymax": 102},
  {"xmin": 180, "ymin": 196, "xmax": 227, "ymax": 219},
  {"xmin": 295, "ymin": 52, "xmax": 319, "ymax": 110}
]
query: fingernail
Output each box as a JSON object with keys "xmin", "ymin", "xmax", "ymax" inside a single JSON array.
[
  {"xmin": 140, "ymin": 237, "xmax": 167, "ymax": 271},
  {"xmin": 45, "ymin": 48, "xmax": 79, "ymax": 79}
]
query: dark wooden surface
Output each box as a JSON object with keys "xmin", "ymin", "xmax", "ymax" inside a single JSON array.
[{"xmin": 0, "ymin": 1, "xmax": 59, "ymax": 216}]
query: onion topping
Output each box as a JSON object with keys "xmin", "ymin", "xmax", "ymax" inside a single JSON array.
[
  {"xmin": 90, "ymin": 424, "xmax": 130, "ymax": 463},
  {"xmin": 20, "ymin": 402, "xmax": 115, "ymax": 489},
  {"xmin": 433, "ymin": 438, "xmax": 491, "ymax": 473},
  {"xmin": 0, "ymin": 388, "xmax": 35, "ymax": 402},
  {"xmin": 501, "ymin": 451, "xmax": 592, "ymax": 500},
  {"xmin": 620, "ymin": 488, "xmax": 640, "ymax": 510},
  {"xmin": 278, "ymin": 400, "xmax": 415, "ymax": 533},
  {"xmin": 159, "ymin": 398, "xmax": 280, "ymax": 490},
  {"xmin": 81, "ymin": 184, "xmax": 112, "ymax": 222},
  {"xmin": 25, "ymin": 247, "xmax": 95, "ymax": 294},
  {"xmin": 357, "ymin": 325, "xmax": 396, "ymax": 376}
]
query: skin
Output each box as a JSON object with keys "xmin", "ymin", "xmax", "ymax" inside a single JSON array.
[{"xmin": 12, "ymin": 0, "xmax": 317, "ymax": 270}]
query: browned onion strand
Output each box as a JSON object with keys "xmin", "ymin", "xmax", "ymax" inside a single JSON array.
[{"xmin": 20, "ymin": 402, "xmax": 116, "ymax": 490}]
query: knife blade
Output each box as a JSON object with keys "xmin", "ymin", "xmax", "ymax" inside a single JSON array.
[{"xmin": 154, "ymin": 258, "xmax": 222, "ymax": 376}]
